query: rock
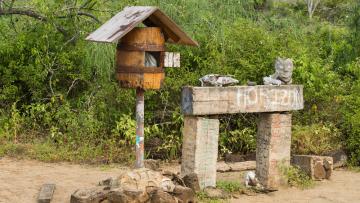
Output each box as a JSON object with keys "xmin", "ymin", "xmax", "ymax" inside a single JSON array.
[
  {"xmin": 99, "ymin": 178, "xmax": 113, "ymax": 187},
  {"xmin": 172, "ymin": 186, "xmax": 195, "ymax": 203},
  {"xmin": 144, "ymin": 159, "xmax": 160, "ymax": 171},
  {"xmin": 70, "ymin": 187, "xmax": 109, "ymax": 203},
  {"xmin": 292, "ymin": 155, "xmax": 333, "ymax": 180},
  {"xmin": 216, "ymin": 161, "xmax": 256, "ymax": 173},
  {"xmin": 106, "ymin": 188, "xmax": 149, "ymax": 203},
  {"xmin": 113, "ymin": 168, "xmax": 175, "ymax": 193},
  {"xmin": 216, "ymin": 162, "xmax": 231, "ymax": 172},
  {"xmin": 313, "ymin": 161, "xmax": 326, "ymax": 179},
  {"xmin": 224, "ymin": 154, "xmax": 245, "ymax": 162},
  {"xmin": 182, "ymin": 173, "xmax": 200, "ymax": 192},
  {"xmin": 199, "ymin": 74, "xmax": 239, "ymax": 87},
  {"xmin": 162, "ymin": 171, "xmax": 185, "ymax": 186},
  {"xmin": 71, "ymin": 168, "xmax": 194, "ymax": 203},
  {"xmin": 245, "ymin": 171, "xmax": 259, "ymax": 187},
  {"xmin": 38, "ymin": 183, "xmax": 56, "ymax": 203},
  {"xmin": 150, "ymin": 189, "xmax": 177, "ymax": 203},
  {"xmin": 323, "ymin": 159, "xmax": 332, "ymax": 179},
  {"xmin": 324, "ymin": 150, "xmax": 347, "ymax": 168},
  {"xmin": 247, "ymin": 81, "xmax": 257, "ymax": 86},
  {"xmin": 204, "ymin": 187, "xmax": 229, "ymax": 199}
]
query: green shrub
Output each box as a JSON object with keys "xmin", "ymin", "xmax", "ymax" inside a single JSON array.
[
  {"xmin": 292, "ymin": 124, "xmax": 342, "ymax": 155},
  {"xmin": 280, "ymin": 164, "xmax": 314, "ymax": 189}
]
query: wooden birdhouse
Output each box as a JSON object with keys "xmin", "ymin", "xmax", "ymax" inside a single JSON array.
[
  {"xmin": 86, "ymin": 6, "xmax": 198, "ymax": 90},
  {"xmin": 86, "ymin": 6, "xmax": 198, "ymax": 168}
]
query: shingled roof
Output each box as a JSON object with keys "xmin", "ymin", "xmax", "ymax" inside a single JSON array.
[{"xmin": 86, "ymin": 6, "xmax": 198, "ymax": 46}]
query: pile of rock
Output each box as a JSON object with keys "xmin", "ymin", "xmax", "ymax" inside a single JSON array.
[
  {"xmin": 292, "ymin": 155, "xmax": 333, "ymax": 180},
  {"xmin": 70, "ymin": 168, "xmax": 196, "ymax": 203}
]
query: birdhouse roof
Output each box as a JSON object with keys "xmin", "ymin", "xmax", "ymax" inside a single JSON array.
[{"xmin": 86, "ymin": 6, "xmax": 198, "ymax": 46}]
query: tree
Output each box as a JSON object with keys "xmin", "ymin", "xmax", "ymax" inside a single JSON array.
[
  {"xmin": 0, "ymin": 0, "xmax": 101, "ymax": 37},
  {"xmin": 305, "ymin": 0, "xmax": 321, "ymax": 19}
]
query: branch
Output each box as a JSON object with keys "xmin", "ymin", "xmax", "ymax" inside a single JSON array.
[
  {"xmin": 77, "ymin": 11, "xmax": 101, "ymax": 23},
  {"xmin": 0, "ymin": 8, "xmax": 47, "ymax": 21},
  {"xmin": 66, "ymin": 78, "xmax": 79, "ymax": 95},
  {"xmin": 0, "ymin": 8, "xmax": 68, "ymax": 36}
]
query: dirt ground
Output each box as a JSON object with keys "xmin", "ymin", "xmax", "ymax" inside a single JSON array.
[{"xmin": 0, "ymin": 157, "xmax": 359, "ymax": 203}]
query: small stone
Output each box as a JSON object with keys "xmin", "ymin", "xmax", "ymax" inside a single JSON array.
[
  {"xmin": 232, "ymin": 194, "xmax": 241, "ymax": 199},
  {"xmin": 144, "ymin": 159, "xmax": 160, "ymax": 171},
  {"xmin": 204, "ymin": 187, "xmax": 229, "ymax": 199},
  {"xmin": 71, "ymin": 187, "xmax": 109, "ymax": 203},
  {"xmin": 99, "ymin": 178, "xmax": 113, "ymax": 186},
  {"xmin": 182, "ymin": 173, "xmax": 200, "ymax": 192}
]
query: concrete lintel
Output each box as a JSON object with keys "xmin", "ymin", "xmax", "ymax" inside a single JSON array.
[{"xmin": 181, "ymin": 85, "xmax": 304, "ymax": 116}]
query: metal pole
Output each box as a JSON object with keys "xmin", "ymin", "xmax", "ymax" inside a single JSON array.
[{"xmin": 135, "ymin": 87, "xmax": 145, "ymax": 168}]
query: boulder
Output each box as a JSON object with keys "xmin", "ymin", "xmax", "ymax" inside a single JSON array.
[
  {"xmin": 71, "ymin": 168, "xmax": 196, "ymax": 203},
  {"xmin": 182, "ymin": 173, "xmax": 200, "ymax": 192},
  {"xmin": 292, "ymin": 155, "xmax": 333, "ymax": 180},
  {"xmin": 150, "ymin": 189, "xmax": 177, "ymax": 203},
  {"xmin": 324, "ymin": 150, "xmax": 347, "ymax": 168},
  {"xmin": 172, "ymin": 186, "xmax": 195, "ymax": 203}
]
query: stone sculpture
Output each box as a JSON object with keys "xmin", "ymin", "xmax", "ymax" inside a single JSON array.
[
  {"xmin": 199, "ymin": 74, "xmax": 239, "ymax": 87},
  {"xmin": 263, "ymin": 57, "xmax": 294, "ymax": 85}
]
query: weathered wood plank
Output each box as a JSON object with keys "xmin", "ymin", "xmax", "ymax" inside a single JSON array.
[
  {"xmin": 38, "ymin": 183, "xmax": 56, "ymax": 203},
  {"xmin": 181, "ymin": 85, "xmax": 304, "ymax": 115},
  {"xmin": 85, "ymin": 6, "xmax": 198, "ymax": 46},
  {"xmin": 164, "ymin": 52, "xmax": 181, "ymax": 67}
]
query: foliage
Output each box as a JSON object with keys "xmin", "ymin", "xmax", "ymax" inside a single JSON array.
[
  {"xmin": 279, "ymin": 164, "xmax": 315, "ymax": 189},
  {"xmin": 0, "ymin": 0, "xmax": 360, "ymax": 164},
  {"xmin": 292, "ymin": 123, "xmax": 342, "ymax": 155},
  {"xmin": 216, "ymin": 180, "xmax": 244, "ymax": 193}
]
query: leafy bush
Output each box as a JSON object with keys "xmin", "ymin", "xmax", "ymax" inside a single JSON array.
[
  {"xmin": 280, "ymin": 164, "xmax": 314, "ymax": 189},
  {"xmin": 292, "ymin": 124, "xmax": 342, "ymax": 155},
  {"xmin": 0, "ymin": 0, "xmax": 360, "ymax": 164}
]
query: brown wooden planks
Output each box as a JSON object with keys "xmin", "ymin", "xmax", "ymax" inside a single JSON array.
[{"xmin": 85, "ymin": 6, "xmax": 198, "ymax": 46}]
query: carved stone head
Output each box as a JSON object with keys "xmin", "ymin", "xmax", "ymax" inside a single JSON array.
[{"xmin": 274, "ymin": 57, "xmax": 293, "ymax": 84}]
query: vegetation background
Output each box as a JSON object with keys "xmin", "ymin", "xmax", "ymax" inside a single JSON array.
[{"xmin": 0, "ymin": 0, "xmax": 359, "ymax": 165}]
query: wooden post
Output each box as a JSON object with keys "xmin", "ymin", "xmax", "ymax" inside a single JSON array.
[{"xmin": 135, "ymin": 88, "xmax": 145, "ymax": 168}]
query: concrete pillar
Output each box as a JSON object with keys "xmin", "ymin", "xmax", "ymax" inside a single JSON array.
[
  {"xmin": 181, "ymin": 116, "xmax": 219, "ymax": 189},
  {"xmin": 256, "ymin": 113, "xmax": 292, "ymax": 189}
]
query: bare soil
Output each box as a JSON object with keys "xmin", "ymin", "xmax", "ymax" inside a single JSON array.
[{"xmin": 0, "ymin": 157, "xmax": 359, "ymax": 203}]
